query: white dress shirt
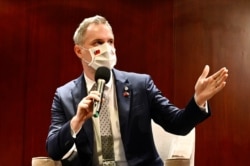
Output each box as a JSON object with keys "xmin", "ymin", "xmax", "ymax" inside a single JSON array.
[{"xmin": 84, "ymin": 73, "xmax": 128, "ymax": 166}]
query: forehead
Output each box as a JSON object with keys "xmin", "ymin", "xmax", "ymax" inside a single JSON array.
[{"xmin": 84, "ymin": 23, "xmax": 114, "ymax": 43}]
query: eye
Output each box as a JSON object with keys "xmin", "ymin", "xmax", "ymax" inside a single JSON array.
[
  {"xmin": 97, "ymin": 40, "xmax": 104, "ymax": 45},
  {"xmin": 93, "ymin": 40, "xmax": 104, "ymax": 46},
  {"xmin": 108, "ymin": 39, "xmax": 114, "ymax": 45}
]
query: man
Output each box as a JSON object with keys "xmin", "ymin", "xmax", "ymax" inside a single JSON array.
[{"xmin": 46, "ymin": 15, "xmax": 228, "ymax": 166}]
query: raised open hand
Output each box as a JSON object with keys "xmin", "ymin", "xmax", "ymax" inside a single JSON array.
[{"xmin": 194, "ymin": 65, "xmax": 229, "ymax": 106}]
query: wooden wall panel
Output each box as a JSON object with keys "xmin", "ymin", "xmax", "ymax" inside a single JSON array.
[
  {"xmin": 0, "ymin": 0, "xmax": 173, "ymax": 165},
  {"xmin": 0, "ymin": 1, "xmax": 28, "ymax": 165},
  {"xmin": 174, "ymin": 0, "xmax": 250, "ymax": 165}
]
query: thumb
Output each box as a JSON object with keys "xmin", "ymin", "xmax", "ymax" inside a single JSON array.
[{"xmin": 200, "ymin": 65, "xmax": 210, "ymax": 79}]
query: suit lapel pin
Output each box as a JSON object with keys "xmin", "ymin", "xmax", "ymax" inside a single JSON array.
[{"xmin": 123, "ymin": 86, "xmax": 130, "ymax": 97}]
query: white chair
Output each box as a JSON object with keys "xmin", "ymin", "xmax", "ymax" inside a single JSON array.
[
  {"xmin": 31, "ymin": 157, "xmax": 62, "ymax": 166},
  {"xmin": 152, "ymin": 120, "xmax": 195, "ymax": 166}
]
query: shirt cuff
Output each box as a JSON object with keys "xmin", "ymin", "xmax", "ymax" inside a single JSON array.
[
  {"xmin": 70, "ymin": 127, "xmax": 81, "ymax": 138},
  {"xmin": 198, "ymin": 101, "xmax": 208, "ymax": 113}
]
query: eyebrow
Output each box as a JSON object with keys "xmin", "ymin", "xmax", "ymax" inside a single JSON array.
[
  {"xmin": 90, "ymin": 39, "xmax": 104, "ymax": 44},
  {"xmin": 91, "ymin": 38, "xmax": 114, "ymax": 44}
]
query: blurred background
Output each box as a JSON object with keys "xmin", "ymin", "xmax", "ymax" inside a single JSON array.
[{"xmin": 0, "ymin": 0, "xmax": 249, "ymax": 165}]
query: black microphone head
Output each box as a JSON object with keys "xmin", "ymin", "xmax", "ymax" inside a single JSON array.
[{"xmin": 95, "ymin": 66, "xmax": 111, "ymax": 83}]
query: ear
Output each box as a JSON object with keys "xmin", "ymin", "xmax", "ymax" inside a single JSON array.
[{"xmin": 74, "ymin": 45, "xmax": 83, "ymax": 59}]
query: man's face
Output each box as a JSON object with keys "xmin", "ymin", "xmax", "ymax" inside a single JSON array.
[{"xmin": 81, "ymin": 23, "xmax": 115, "ymax": 63}]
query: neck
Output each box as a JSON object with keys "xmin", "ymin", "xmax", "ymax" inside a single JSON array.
[{"xmin": 82, "ymin": 64, "xmax": 95, "ymax": 81}]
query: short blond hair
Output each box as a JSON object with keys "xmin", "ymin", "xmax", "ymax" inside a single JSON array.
[{"xmin": 73, "ymin": 15, "xmax": 113, "ymax": 45}]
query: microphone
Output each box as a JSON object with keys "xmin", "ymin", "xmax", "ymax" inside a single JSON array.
[{"xmin": 92, "ymin": 66, "xmax": 111, "ymax": 117}]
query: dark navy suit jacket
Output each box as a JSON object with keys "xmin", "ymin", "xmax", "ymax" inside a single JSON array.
[{"xmin": 46, "ymin": 68, "xmax": 210, "ymax": 166}]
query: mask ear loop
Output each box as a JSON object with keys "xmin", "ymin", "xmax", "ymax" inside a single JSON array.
[
  {"xmin": 80, "ymin": 46, "xmax": 95, "ymax": 65},
  {"xmin": 86, "ymin": 47, "xmax": 96, "ymax": 66}
]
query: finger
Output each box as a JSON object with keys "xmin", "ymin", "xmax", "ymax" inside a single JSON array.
[
  {"xmin": 215, "ymin": 71, "xmax": 228, "ymax": 85},
  {"xmin": 211, "ymin": 67, "xmax": 228, "ymax": 80},
  {"xmin": 87, "ymin": 92, "xmax": 101, "ymax": 101},
  {"xmin": 200, "ymin": 65, "xmax": 210, "ymax": 79},
  {"xmin": 89, "ymin": 90, "xmax": 101, "ymax": 96},
  {"xmin": 78, "ymin": 93, "xmax": 101, "ymax": 110},
  {"xmin": 79, "ymin": 98, "xmax": 92, "ymax": 108},
  {"xmin": 215, "ymin": 81, "xmax": 227, "ymax": 92}
]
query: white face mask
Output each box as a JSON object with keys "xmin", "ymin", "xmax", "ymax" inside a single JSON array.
[{"xmin": 82, "ymin": 43, "xmax": 117, "ymax": 70}]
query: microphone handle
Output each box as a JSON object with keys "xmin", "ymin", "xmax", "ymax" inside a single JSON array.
[{"xmin": 93, "ymin": 79, "xmax": 106, "ymax": 117}]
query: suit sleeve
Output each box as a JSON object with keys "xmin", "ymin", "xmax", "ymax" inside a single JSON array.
[
  {"xmin": 147, "ymin": 75, "xmax": 211, "ymax": 135},
  {"xmin": 46, "ymin": 89, "xmax": 75, "ymax": 160}
]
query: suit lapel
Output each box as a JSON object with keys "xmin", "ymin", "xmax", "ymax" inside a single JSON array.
[
  {"xmin": 71, "ymin": 75, "xmax": 86, "ymax": 111},
  {"xmin": 71, "ymin": 74, "xmax": 94, "ymax": 148},
  {"xmin": 113, "ymin": 69, "xmax": 132, "ymax": 142}
]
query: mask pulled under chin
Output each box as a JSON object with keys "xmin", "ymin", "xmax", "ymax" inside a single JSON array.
[{"xmin": 87, "ymin": 43, "xmax": 117, "ymax": 70}]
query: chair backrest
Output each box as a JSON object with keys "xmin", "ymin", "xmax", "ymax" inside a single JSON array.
[{"xmin": 151, "ymin": 120, "xmax": 195, "ymax": 166}]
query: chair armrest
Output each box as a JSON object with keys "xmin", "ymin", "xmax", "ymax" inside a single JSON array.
[{"xmin": 32, "ymin": 157, "xmax": 62, "ymax": 166}]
